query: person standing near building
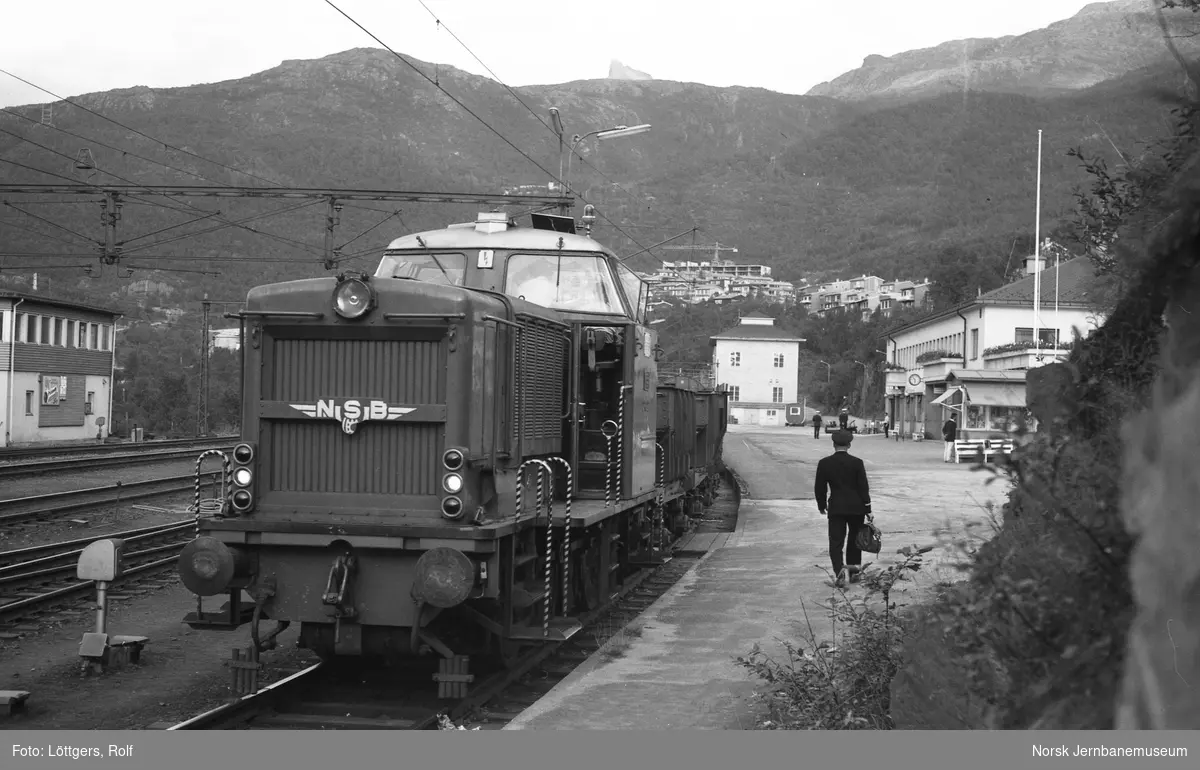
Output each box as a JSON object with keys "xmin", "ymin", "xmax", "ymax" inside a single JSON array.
[
  {"xmin": 812, "ymin": 411, "xmax": 823, "ymax": 439},
  {"xmin": 942, "ymin": 413, "xmax": 958, "ymax": 462},
  {"xmin": 815, "ymin": 430, "xmax": 873, "ymax": 587},
  {"xmin": 838, "ymin": 408, "xmax": 849, "ymax": 431},
  {"xmin": 883, "ymin": 413, "xmax": 890, "ymax": 439}
]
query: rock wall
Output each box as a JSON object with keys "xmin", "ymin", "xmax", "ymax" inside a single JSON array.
[{"xmin": 1114, "ymin": 255, "xmax": 1200, "ymax": 729}]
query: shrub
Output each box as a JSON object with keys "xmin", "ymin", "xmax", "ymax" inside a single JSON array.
[
  {"xmin": 915, "ymin": 350, "xmax": 959, "ymax": 363},
  {"xmin": 735, "ymin": 547, "xmax": 929, "ymax": 730}
]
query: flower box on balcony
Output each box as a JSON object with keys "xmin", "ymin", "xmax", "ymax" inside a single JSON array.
[
  {"xmin": 982, "ymin": 348, "xmax": 1068, "ymax": 370},
  {"xmin": 920, "ymin": 356, "xmax": 964, "ymax": 380}
]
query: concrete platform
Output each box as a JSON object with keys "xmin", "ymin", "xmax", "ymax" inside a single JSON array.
[{"xmin": 503, "ymin": 425, "xmax": 1009, "ymax": 730}]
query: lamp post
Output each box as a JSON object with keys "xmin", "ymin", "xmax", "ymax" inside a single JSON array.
[
  {"xmin": 818, "ymin": 360, "xmax": 831, "ymax": 382},
  {"xmin": 548, "ymin": 111, "xmax": 650, "ymax": 212}
]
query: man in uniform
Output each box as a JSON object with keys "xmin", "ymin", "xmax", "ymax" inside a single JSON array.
[{"xmin": 815, "ymin": 430, "xmax": 873, "ymax": 587}]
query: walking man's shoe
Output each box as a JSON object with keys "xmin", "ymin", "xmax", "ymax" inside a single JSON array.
[
  {"xmin": 835, "ymin": 568, "xmax": 848, "ymax": 588},
  {"xmin": 848, "ymin": 565, "xmax": 861, "ymax": 584}
]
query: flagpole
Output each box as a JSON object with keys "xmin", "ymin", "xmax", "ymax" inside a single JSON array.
[{"xmin": 1033, "ymin": 129, "xmax": 1042, "ymax": 349}]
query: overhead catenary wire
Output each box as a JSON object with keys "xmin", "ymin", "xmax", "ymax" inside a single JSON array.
[
  {"xmin": 321, "ymin": 0, "xmax": 652, "ymax": 259},
  {"xmin": 0, "ymin": 125, "xmax": 329, "ymax": 259},
  {"xmin": 0, "ymin": 67, "xmax": 282, "ymax": 187},
  {"xmin": 413, "ymin": 0, "xmax": 652, "ymax": 213}
]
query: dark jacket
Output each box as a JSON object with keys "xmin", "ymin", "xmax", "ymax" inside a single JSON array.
[
  {"xmin": 813, "ymin": 414, "xmax": 823, "ymax": 426},
  {"xmin": 838, "ymin": 413, "xmax": 849, "ymax": 428},
  {"xmin": 815, "ymin": 450, "xmax": 872, "ymax": 517},
  {"xmin": 943, "ymin": 419, "xmax": 957, "ymax": 441}
]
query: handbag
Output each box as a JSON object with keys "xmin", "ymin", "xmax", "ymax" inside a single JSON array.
[{"xmin": 855, "ymin": 514, "xmax": 882, "ymax": 554}]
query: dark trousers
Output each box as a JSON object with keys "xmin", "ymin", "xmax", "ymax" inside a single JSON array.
[
  {"xmin": 813, "ymin": 424, "xmax": 821, "ymax": 438},
  {"xmin": 828, "ymin": 514, "xmax": 866, "ymax": 574}
]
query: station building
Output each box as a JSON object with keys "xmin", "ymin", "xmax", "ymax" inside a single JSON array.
[
  {"xmin": 0, "ymin": 292, "xmax": 122, "ymax": 447},
  {"xmin": 879, "ymin": 255, "xmax": 1104, "ymax": 440},
  {"xmin": 710, "ymin": 312, "xmax": 805, "ymax": 427}
]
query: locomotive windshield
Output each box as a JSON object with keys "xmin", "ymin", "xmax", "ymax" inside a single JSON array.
[
  {"xmin": 505, "ymin": 253, "xmax": 626, "ymax": 315},
  {"xmin": 375, "ymin": 252, "xmax": 466, "ymax": 286}
]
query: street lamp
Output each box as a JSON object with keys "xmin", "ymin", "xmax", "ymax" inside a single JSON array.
[
  {"xmin": 562, "ymin": 121, "xmax": 651, "ymax": 199},
  {"xmin": 818, "ymin": 360, "xmax": 831, "ymax": 382}
]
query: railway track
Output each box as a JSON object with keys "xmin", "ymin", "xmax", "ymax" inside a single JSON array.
[
  {"xmin": 169, "ymin": 552, "xmax": 708, "ymax": 731},
  {"xmin": 0, "ymin": 520, "xmax": 195, "ymax": 625},
  {"xmin": 0, "ymin": 445, "xmax": 234, "ymax": 480},
  {"xmin": 0, "ymin": 472, "xmax": 220, "ymax": 527},
  {"xmin": 168, "ymin": 480, "xmax": 739, "ymax": 731},
  {"xmin": 0, "ymin": 436, "xmax": 236, "ymax": 464}
]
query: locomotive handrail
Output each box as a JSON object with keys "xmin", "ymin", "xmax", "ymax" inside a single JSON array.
[
  {"xmin": 229, "ymin": 310, "xmax": 325, "ymax": 318},
  {"xmin": 384, "ymin": 312, "xmax": 467, "ymax": 321},
  {"xmin": 481, "ymin": 314, "xmax": 520, "ymax": 328}
]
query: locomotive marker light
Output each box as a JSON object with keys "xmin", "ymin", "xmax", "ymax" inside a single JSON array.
[
  {"xmin": 233, "ymin": 467, "xmax": 253, "ymax": 487},
  {"xmin": 442, "ymin": 448, "xmax": 465, "ymax": 470},
  {"xmin": 233, "ymin": 443, "xmax": 254, "ymax": 464},
  {"xmin": 232, "ymin": 489, "xmax": 254, "ymax": 512},
  {"xmin": 443, "ymin": 473, "xmax": 464, "ymax": 494},
  {"xmin": 332, "ymin": 271, "xmax": 376, "ymax": 320},
  {"xmin": 441, "ymin": 496, "xmax": 464, "ymax": 519}
]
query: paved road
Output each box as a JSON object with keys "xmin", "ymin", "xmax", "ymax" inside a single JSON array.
[{"xmin": 505, "ymin": 425, "xmax": 1010, "ymax": 730}]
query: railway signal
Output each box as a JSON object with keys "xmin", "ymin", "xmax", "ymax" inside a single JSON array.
[{"xmin": 76, "ymin": 538, "xmax": 149, "ymax": 674}]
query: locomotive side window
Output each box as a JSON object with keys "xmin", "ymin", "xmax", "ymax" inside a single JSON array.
[
  {"xmin": 615, "ymin": 263, "xmax": 648, "ymax": 324},
  {"xmin": 375, "ymin": 252, "xmax": 466, "ymax": 286},
  {"xmin": 505, "ymin": 253, "xmax": 624, "ymax": 314}
]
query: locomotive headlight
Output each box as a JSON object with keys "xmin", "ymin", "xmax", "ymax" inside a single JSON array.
[
  {"xmin": 233, "ymin": 467, "xmax": 253, "ymax": 487},
  {"xmin": 232, "ymin": 490, "xmax": 253, "ymax": 512},
  {"xmin": 443, "ymin": 473, "xmax": 464, "ymax": 494},
  {"xmin": 333, "ymin": 274, "xmax": 375, "ymax": 320},
  {"xmin": 233, "ymin": 443, "xmax": 254, "ymax": 464}
]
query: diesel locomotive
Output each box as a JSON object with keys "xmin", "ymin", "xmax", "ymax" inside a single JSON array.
[{"xmin": 177, "ymin": 209, "xmax": 728, "ymax": 682}]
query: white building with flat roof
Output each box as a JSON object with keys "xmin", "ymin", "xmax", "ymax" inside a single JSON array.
[{"xmin": 710, "ymin": 312, "xmax": 805, "ymax": 427}]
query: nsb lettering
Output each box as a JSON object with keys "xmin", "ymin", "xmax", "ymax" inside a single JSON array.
[{"xmin": 289, "ymin": 399, "xmax": 416, "ymax": 435}]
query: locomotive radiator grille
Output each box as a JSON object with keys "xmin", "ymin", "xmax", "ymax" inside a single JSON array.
[
  {"xmin": 266, "ymin": 422, "xmax": 439, "ymax": 495},
  {"xmin": 513, "ymin": 316, "xmax": 565, "ymax": 447},
  {"xmin": 262, "ymin": 335, "xmax": 446, "ymax": 497},
  {"xmin": 269, "ymin": 338, "xmax": 443, "ymax": 402}
]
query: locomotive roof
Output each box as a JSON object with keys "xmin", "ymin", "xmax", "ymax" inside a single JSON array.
[{"xmin": 385, "ymin": 225, "xmax": 616, "ymax": 256}]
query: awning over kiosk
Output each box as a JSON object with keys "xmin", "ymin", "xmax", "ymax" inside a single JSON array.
[
  {"xmin": 960, "ymin": 381, "xmax": 1025, "ymax": 408},
  {"xmin": 926, "ymin": 383, "xmax": 964, "ymax": 407}
]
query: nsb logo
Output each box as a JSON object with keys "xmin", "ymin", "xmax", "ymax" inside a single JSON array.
[{"xmin": 288, "ymin": 399, "xmax": 415, "ymax": 435}]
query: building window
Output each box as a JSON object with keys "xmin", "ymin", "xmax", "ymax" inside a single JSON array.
[
  {"xmin": 66, "ymin": 320, "xmax": 76, "ymax": 348},
  {"xmin": 730, "ymin": 352, "xmax": 741, "ymax": 367},
  {"xmin": 971, "ymin": 329, "xmax": 979, "ymax": 359},
  {"xmin": 729, "ymin": 386, "xmax": 740, "ymax": 402},
  {"xmin": 773, "ymin": 353, "xmax": 784, "ymax": 368},
  {"xmin": 40, "ymin": 316, "xmax": 51, "ymax": 344},
  {"xmin": 88, "ymin": 324, "xmax": 98, "ymax": 350},
  {"xmin": 25, "ymin": 391, "xmax": 34, "ymax": 416},
  {"xmin": 101, "ymin": 325, "xmax": 111, "ymax": 351},
  {"xmin": 1014, "ymin": 327, "xmax": 1059, "ymax": 346},
  {"xmin": 54, "ymin": 318, "xmax": 64, "ymax": 346},
  {"xmin": 85, "ymin": 391, "xmax": 95, "ymax": 415},
  {"xmin": 766, "ymin": 410, "xmax": 777, "ymax": 417},
  {"xmin": 77, "ymin": 323, "xmax": 86, "ymax": 348},
  {"xmin": 772, "ymin": 387, "xmax": 783, "ymax": 403}
]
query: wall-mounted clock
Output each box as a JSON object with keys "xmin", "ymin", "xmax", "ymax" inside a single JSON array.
[{"xmin": 908, "ymin": 373, "xmax": 922, "ymax": 386}]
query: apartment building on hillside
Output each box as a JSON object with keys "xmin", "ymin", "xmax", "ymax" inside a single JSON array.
[{"xmin": 798, "ymin": 275, "xmax": 931, "ymax": 319}]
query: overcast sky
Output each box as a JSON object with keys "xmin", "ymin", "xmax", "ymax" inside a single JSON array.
[{"xmin": 2, "ymin": 0, "xmax": 1101, "ymax": 109}]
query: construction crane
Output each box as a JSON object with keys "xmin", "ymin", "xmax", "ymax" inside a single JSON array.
[{"xmin": 661, "ymin": 241, "xmax": 738, "ymax": 263}]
